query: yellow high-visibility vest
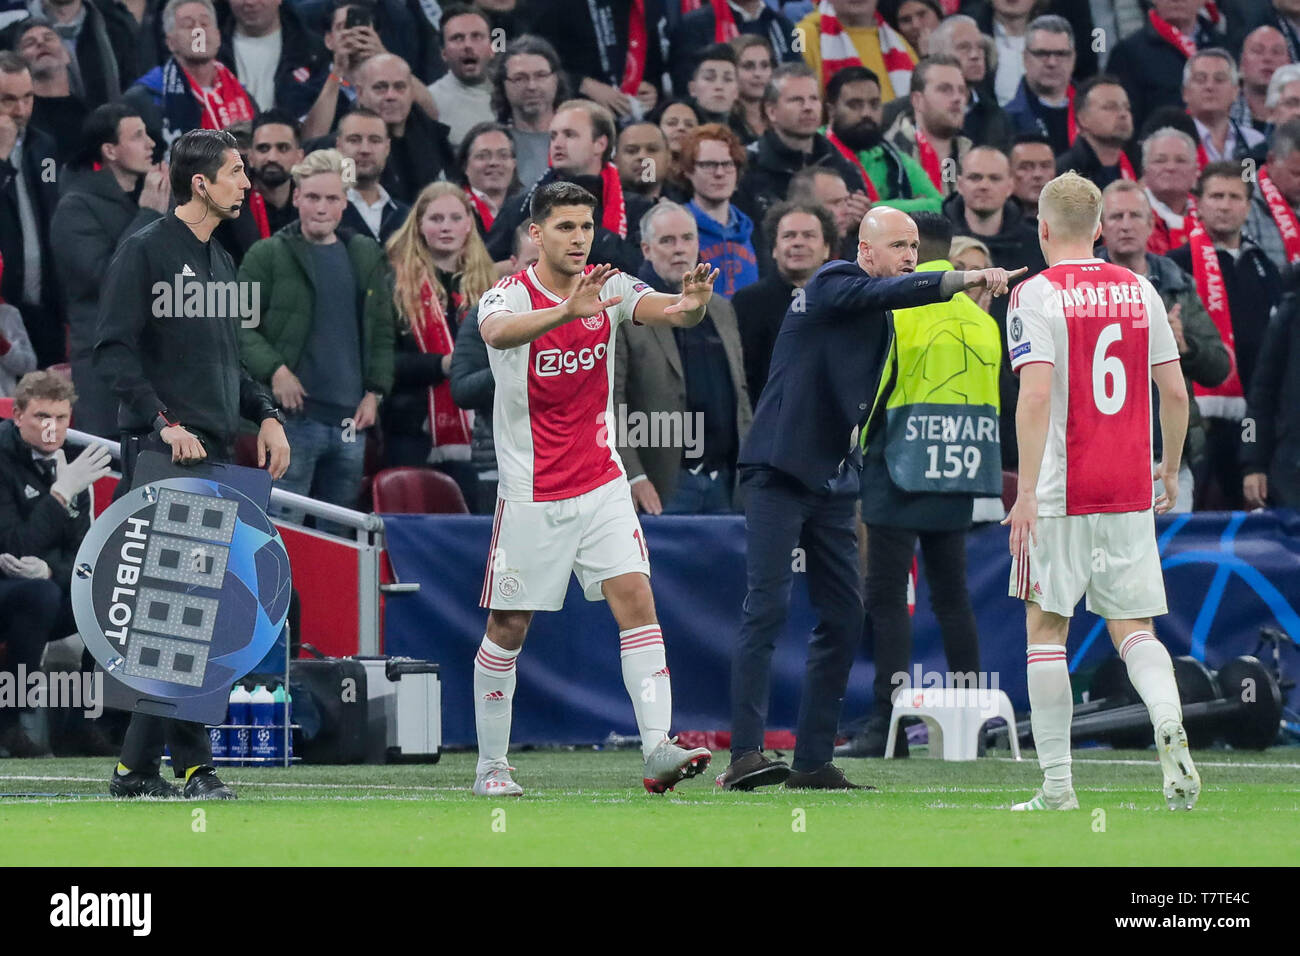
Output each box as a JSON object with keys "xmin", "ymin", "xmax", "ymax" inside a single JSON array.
[{"xmin": 863, "ymin": 259, "xmax": 1003, "ymax": 495}]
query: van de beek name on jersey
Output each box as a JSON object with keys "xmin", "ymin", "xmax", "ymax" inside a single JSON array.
[{"xmin": 1053, "ymin": 280, "xmax": 1150, "ymax": 315}]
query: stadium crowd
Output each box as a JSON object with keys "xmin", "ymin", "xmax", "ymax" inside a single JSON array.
[{"xmin": 2, "ymin": 0, "xmax": 1300, "ymax": 758}]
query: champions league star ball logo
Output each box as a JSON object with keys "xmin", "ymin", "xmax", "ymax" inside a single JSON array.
[{"xmin": 72, "ymin": 478, "xmax": 291, "ymax": 716}]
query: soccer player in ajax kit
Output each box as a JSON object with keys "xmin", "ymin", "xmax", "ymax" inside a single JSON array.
[
  {"xmin": 471, "ymin": 181, "xmax": 719, "ymax": 796},
  {"xmin": 1004, "ymin": 172, "xmax": 1201, "ymax": 812}
]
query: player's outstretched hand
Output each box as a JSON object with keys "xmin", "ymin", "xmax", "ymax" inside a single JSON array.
[
  {"xmin": 1001, "ymin": 490, "xmax": 1038, "ymax": 560},
  {"xmin": 964, "ymin": 266, "xmax": 1028, "ymax": 298},
  {"xmin": 1153, "ymin": 461, "xmax": 1179, "ymax": 514},
  {"xmin": 664, "ymin": 264, "xmax": 720, "ymax": 314},
  {"xmin": 563, "ymin": 263, "xmax": 623, "ymax": 320}
]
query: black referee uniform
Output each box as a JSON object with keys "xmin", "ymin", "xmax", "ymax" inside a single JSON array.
[{"xmin": 93, "ymin": 211, "xmax": 282, "ymax": 778}]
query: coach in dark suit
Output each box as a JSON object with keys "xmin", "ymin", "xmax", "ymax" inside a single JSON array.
[{"xmin": 717, "ymin": 206, "xmax": 1021, "ymax": 791}]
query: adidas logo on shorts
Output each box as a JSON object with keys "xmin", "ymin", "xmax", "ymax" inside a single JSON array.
[{"xmin": 483, "ymin": 691, "xmax": 505, "ymax": 701}]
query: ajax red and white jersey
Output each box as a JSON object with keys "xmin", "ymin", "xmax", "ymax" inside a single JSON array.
[
  {"xmin": 1006, "ymin": 258, "xmax": 1180, "ymax": 516},
  {"xmin": 478, "ymin": 264, "xmax": 653, "ymax": 502}
]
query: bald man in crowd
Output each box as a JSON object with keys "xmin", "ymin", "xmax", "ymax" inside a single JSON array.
[{"xmin": 718, "ymin": 206, "xmax": 1024, "ymax": 792}]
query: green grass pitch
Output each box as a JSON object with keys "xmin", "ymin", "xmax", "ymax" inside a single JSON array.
[{"xmin": 2, "ymin": 749, "xmax": 1296, "ymax": 865}]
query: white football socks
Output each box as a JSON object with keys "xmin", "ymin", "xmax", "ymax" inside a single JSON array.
[
  {"xmin": 619, "ymin": 625, "xmax": 671, "ymax": 759},
  {"xmin": 1119, "ymin": 630, "xmax": 1182, "ymax": 731},
  {"xmin": 1026, "ymin": 644, "xmax": 1073, "ymax": 795},
  {"xmin": 473, "ymin": 635, "xmax": 519, "ymax": 776}
]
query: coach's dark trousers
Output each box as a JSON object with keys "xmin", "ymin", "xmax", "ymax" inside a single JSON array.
[
  {"xmin": 115, "ymin": 431, "xmax": 216, "ymax": 776},
  {"xmin": 731, "ymin": 467, "xmax": 863, "ymax": 772}
]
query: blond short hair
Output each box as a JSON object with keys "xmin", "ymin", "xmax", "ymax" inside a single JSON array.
[
  {"xmin": 1038, "ymin": 171, "xmax": 1102, "ymax": 240},
  {"xmin": 949, "ymin": 235, "xmax": 992, "ymax": 266},
  {"xmin": 290, "ymin": 148, "xmax": 346, "ymax": 188},
  {"xmin": 13, "ymin": 370, "xmax": 76, "ymax": 411}
]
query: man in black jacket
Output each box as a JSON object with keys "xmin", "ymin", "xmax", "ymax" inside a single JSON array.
[
  {"xmin": 0, "ymin": 370, "xmax": 112, "ymax": 757},
  {"xmin": 668, "ymin": 0, "xmax": 800, "ymax": 97},
  {"xmin": 485, "ymin": 99, "xmax": 650, "ymax": 272},
  {"xmin": 1243, "ymin": 271, "xmax": 1300, "ymax": 508},
  {"xmin": 93, "ymin": 128, "xmax": 291, "ymax": 800},
  {"xmin": 527, "ymin": 0, "xmax": 667, "ymax": 121},
  {"xmin": 1054, "ymin": 76, "xmax": 1136, "ymax": 192},
  {"xmin": 0, "ymin": 52, "xmax": 63, "ymax": 368},
  {"xmin": 14, "ymin": 18, "xmax": 91, "ymax": 164},
  {"xmin": 355, "ymin": 52, "xmax": 455, "ymax": 204},
  {"xmin": 9, "ymin": 0, "xmax": 137, "ymax": 109},
  {"xmin": 1107, "ymin": 0, "xmax": 1221, "ymax": 134},
  {"xmin": 717, "ymin": 206, "xmax": 1021, "ymax": 791},
  {"xmin": 733, "ymin": 201, "xmax": 834, "ymax": 402},
  {"xmin": 216, "ymin": 0, "xmax": 329, "ymax": 116},
  {"xmin": 738, "ymin": 63, "xmax": 866, "ymax": 227},
  {"xmin": 1168, "ymin": 161, "xmax": 1281, "ymax": 509},
  {"xmin": 51, "ymin": 103, "xmax": 170, "ymax": 438},
  {"xmin": 335, "ymin": 106, "xmax": 408, "ymax": 243},
  {"xmin": 942, "ymin": 146, "xmax": 1045, "ymax": 292}
]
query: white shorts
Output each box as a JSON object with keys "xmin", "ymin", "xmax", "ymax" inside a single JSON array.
[
  {"xmin": 479, "ymin": 477, "xmax": 651, "ymax": 611},
  {"xmin": 1008, "ymin": 510, "xmax": 1167, "ymax": 620}
]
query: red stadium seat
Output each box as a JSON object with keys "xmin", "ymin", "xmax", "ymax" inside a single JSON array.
[
  {"xmin": 0, "ymin": 397, "xmax": 12, "ymax": 419},
  {"xmin": 371, "ymin": 467, "xmax": 468, "ymax": 514}
]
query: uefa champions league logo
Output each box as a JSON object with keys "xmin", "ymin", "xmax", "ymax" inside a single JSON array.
[{"xmin": 71, "ymin": 477, "xmax": 291, "ymax": 710}]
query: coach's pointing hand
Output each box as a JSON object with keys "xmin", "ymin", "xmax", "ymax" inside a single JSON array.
[
  {"xmin": 564, "ymin": 264, "xmax": 623, "ymax": 320},
  {"xmin": 963, "ymin": 266, "xmax": 1028, "ymax": 298}
]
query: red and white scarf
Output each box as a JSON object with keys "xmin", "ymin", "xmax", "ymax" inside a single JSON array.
[
  {"xmin": 825, "ymin": 128, "xmax": 880, "ymax": 201},
  {"xmin": 186, "ymin": 61, "xmax": 255, "ymax": 131},
  {"xmin": 413, "ymin": 278, "xmax": 473, "ymax": 458},
  {"xmin": 1146, "ymin": 190, "xmax": 1195, "ymax": 254},
  {"xmin": 1258, "ymin": 165, "xmax": 1300, "ymax": 263},
  {"xmin": 621, "ymin": 0, "xmax": 648, "ymax": 95},
  {"xmin": 817, "ymin": 0, "xmax": 914, "ymax": 96},
  {"xmin": 1187, "ymin": 216, "xmax": 1246, "ymax": 418},
  {"xmin": 1149, "ymin": 7, "xmax": 1199, "ymax": 59},
  {"xmin": 599, "ymin": 162, "xmax": 628, "ymax": 238},
  {"xmin": 248, "ymin": 189, "xmax": 270, "ymax": 239},
  {"xmin": 464, "ymin": 185, "xmax": 495, "ymax": 231},
  {"xmin": 914, "ymin": 124, "xmax": 943, "ymax": 191}
]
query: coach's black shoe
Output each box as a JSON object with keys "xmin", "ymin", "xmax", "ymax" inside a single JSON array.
[
  {"xmin": 183, "ymin": 765, "xmax": 236, "ymax": 800},
  {"xmin": 835, "ymin": 715, "xmax": 908, "ymax": 758},
  {"xmin": 715, "ymin": 751, "xmax": 791, "ymax": 791},
  {"xmin": 785, "ymin": 763, "xmax": 875, "ymax": 790},
  {"xmin": 109, "ymin": 768, "xmax": 180, "ymax": 799}
]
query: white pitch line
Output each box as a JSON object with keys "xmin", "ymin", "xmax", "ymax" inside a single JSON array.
[{"xmin": 989, "ymin": 757, "xmax": 1300, "ymax": 770}]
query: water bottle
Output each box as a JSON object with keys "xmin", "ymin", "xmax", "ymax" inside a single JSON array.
[
  {"xmin": 228, "ymin": 684, "xmax": 252, "ymax": 766},
  {"xmin": 271, "ymin": 684, "xmax": 290, "ymax": 763},
  {"xmin": 250, "ymin": 684, "xmax": 276, "ymax": 765},
  {"xmin": 208, "ymin": 699, "xmax": 227, "ymax": 764}
]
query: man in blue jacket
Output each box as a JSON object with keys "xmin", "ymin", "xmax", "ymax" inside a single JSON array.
[{"xmin": 717, "ymin": 206, "xmax": 1022, "ymax": 790}]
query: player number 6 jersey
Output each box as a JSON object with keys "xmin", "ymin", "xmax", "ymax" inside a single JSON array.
[{"xmin": 1006, "ymin": 258, "xmax": 1180, "ymax": 516}]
